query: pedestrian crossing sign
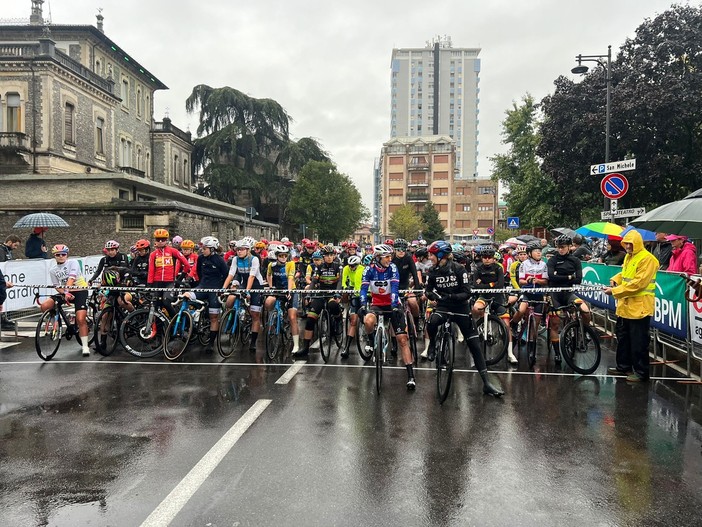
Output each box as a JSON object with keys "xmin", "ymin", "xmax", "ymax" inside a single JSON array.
[{"xmin": 507, "ymin": 217, "xmax": 520, "ymax": 229}]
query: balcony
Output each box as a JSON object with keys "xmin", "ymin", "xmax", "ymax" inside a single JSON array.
[
  {"xmin": 407, "ymin": 180, "xmax": 428, "ymax": 187},
  {"xmin": 0, "ymin": 132, "xmax": 30, "ymax": 151},
  {"xmin": 152, "ymin": 119, "xmax": 193, "ymax": 144},
  {"xmin": 119, "ymin": 166, "xmax": 146, "ymax": 178},
  {"xmin": 407, "ymin": 193, "xmax": 429, "ymax": 202},
  {"xmin": 407, "ymin": 161, "xmax": 430, "ymax": 170}
]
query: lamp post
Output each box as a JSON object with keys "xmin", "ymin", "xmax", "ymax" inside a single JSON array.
[{"xmin": 572, "ymin": 45, "xmax": 612, "ymax": 213}]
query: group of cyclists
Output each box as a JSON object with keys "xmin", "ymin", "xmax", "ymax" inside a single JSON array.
[{"xmin": 40, "ymin": 229, "xmax": 597, "ymax": 396}]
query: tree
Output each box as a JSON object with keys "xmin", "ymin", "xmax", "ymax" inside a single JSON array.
[
  {"xmin": 288, "ymin": 161, "xmax": 367, "ymax": 241},
  {"xmin": 420, "ymin": 201, "xmax": 445, "ymax": 241},
  {"xmin": 388, "ymin": 205, "xmax": 425, "ymax": 240},
  {"xmin": 491, "ymin": 94, "xmax": 559, "ymax": 229}
]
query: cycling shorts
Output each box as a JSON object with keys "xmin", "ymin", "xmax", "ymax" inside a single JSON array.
[
  {"xmin": 549, "ymin": 291, "xmax": 584, "ymax": 310},
  {"xmin": 369, "ymin": 305, "xmax": 406, "ymax": 336},
  {"xmin": 194, "ymin": 290, "xmax": 222, "ymax": 315}
]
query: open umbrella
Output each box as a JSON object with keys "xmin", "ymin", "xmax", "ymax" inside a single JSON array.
[
  {"xmin": 504, "ymin": 237, "xmax": 522, "ymax": 246},
  {"xmin": 13, "ymin": 212, "xmax": 69, "ymax": 228},
  {"xmin": 630, "ymin": 188, "xmax": 702, "ymax": 238},
  {"xmin": 575, "ymin": 222, "xmax": 624, "ymax": 239},
  {"xmin": 620, "ymin": 225, "xmax": 657, "ymax": 242},
  {"xmin": 516, "ymin": 234, "xmax": 539, "ymax": 243},
  {"xmin": 551, "ymin": 227, "xmax": 577, "ymax": 238}
]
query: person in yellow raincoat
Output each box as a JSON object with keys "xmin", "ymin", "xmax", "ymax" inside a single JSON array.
[{"xmin": 603, "ymin": 230, "xmax": 658, "ymax": 382}]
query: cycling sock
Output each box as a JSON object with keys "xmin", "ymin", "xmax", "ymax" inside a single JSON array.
[
  {"xmin": 406, "ymin": 364, "xmax": 414, "ymax": 378},
  {"xmin": 303, "ymin": 338, "xmax": 310, "ymax": 350},
  {"xmin": 250, "ymin": 332, "xmax": 258, "ymax": 347},
  {"xmin": 344, "ymin": 336, "xmax": 352, "ymax": 350},
  {"xmin": 209, "ymin": 330, "xmax": 217, "ymax": 342},
  {"xmin": 292, "ymin": 334, "xmax": 300, "ymax": 350}
]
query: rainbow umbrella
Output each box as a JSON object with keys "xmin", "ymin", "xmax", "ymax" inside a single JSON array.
[{"xmin": 575, "ymin": 222, "xmax": 624, "ymax": 239}]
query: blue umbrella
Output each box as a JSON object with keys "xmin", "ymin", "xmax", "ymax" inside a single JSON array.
[{"xmin": 620, "ymin": 225, "xmax": 656, "ymax": 242}]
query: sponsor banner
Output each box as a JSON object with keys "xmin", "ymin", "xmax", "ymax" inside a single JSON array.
[
  {"xmin": 580, "ymin": 262, "xmax": 688, "ymax": 340},
  {"xmin": 687, "ymin": 275, "xmax": 702, "ymax": 346},
  {"xmin": 0, "ymin": 256, "xmax": 102, "ymax": 313}
]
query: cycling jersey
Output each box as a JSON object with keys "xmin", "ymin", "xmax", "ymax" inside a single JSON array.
[
  {"xmin": 391, "ymin": 253, "xmax": 420, "ymax": 289},
  {"xmin": 425, "ymin": 260, "xmax": 471, "ymax": 311},
  {"xmin": 50, "ymin": 259, "xmax": 88, "ymax": 288},
  {"xmin": 311, "ymin": 262, "xmax": 342, "ymax": 290},
  {"xmin": 130, "ymin": 253, "xmax": 150, "ymax": 285},
  {"xmin": 267, "ymin": 260, "xmax": 296, "ymax": 290},
  {"xmin": 90, "ymin": 252, "xmax": 130, "ymax": 282},
  {"xmin": 518, "ymin": 258, "xmax": 548, "ymax": 286},
  {"xmin": 415, "ymin": 259, "xmax": 433, "ymax": 276},
  {"xmin": 228, "ymin": 255, "xmax": 265, "ymax": 288},
  {"xmin": 547, "ymin": 253, "xmax": 582, "ymax": 287},
  {"xmin": 196, "ymin": 253, "xmax": 229, "ymax": 289},
  {"xmin": 185, "ymin": 252, "xmax": 199, "ymax": 282},
  {"xmin": 342, "ymin": 264, "xmax": 365, "ymax": 293},
  {"xmin": 148, "ymin": 247, "xmax": 191, "ymax": 283},
  {"xmin": 472, "ymin": 262, "xmax": 504, "ymax": 289},
  {"xmin": 360, "ymin": 262, "xmax": 400, "ymax": 308}
]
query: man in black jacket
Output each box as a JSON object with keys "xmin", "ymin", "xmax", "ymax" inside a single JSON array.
[
  {"xmin": 652, "ymin": 232, "xmax": 672, "ymax": 270},
  {"xmin": 0, "ymin": 235, "xmax": 21, "ymax": 262}
]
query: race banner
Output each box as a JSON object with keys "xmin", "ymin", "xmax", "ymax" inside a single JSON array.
[
  {"xmin": 579, "ymin": 262, "xmax": 688, "ymax": 340},
  {"xmin": 687, "ymin": 275, "xmax": 702, "ymax": 346}
]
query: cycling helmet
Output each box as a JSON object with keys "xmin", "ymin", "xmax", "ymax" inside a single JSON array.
[
  {"xmin": 554, "ymin": 234, "xmax": 572, "ymax": 247},
  {"xmin": 129, "ymin": 245, "xmax": 137, "ymax": 255},
  {"xmin": 526, "ymin": 241, "xmax": 542, "ymax": 255},
  {"xmin": 411, "ymin": 240, "xmax": 419, "ymax": 246},
  {"xmin": 104, "ymin": 240, "xmax": 120, "ymax": 250},
  {"xmin": 254, "ymin": 241, "xmax": 266, "ymax": 250},
  {"xmin": 373, "ymin": 244, "xmax": 394, "ymax": 258},
  {"xmin": 516, "ymin": 244, "xmax": 527, "ymax": 254},
  {"xmin": 321, "ymin": 244, "xmax": 336, "ymax": 255},
  {"xmin": 236, "ymin": 239, "xmax": 252, "ymax": 249},
  {"xmin": 153, "ymin": 228, "xmax": 169, "ymax": 239},
  {"xmin": 394, "ymin": 238, "xmax": 408, "ymax": 250},
  {"xmin": 172, "ymin": 235, "xmax": 183, "ymax": 245},
  {"xmin": 51, "ymin": 244, "xmax": 69, "ymax": 255},
  {"xmin": 283, "ymin": 240, "xmax": 293, "ymax": 247},
  {"xmin": 135, "ymin": 239, "xmax": 150, "ymax": 250},
  {"xmin": 301, "ymin": 238, "xmax": 311, "ymax": 245},
  {"xmin": 362, "ymin": 254, "xmax": 373, "ymax": 266},
  {"xmin": 415, "ymin": 247, "xmax": 428, "ymax": 258},
  {"xmin": 453, "ymin": 250, "xmax": 467, "ymax": 264},
  {"xmin": 452, "ymin": 242, "xmax": 463, "ymax": 252},
  {"xmin": 242, "ymin": 236, "xmax": 256, "ymax": 248},
  {"xmin": 479, "ymin": 246, "xmax": 495, "ymax": 258},
  {"xmin": 101, "ymin": 269, "xmax": 120, "ymax": 287},
  {"xmin": 260, "ymin": 238, "xmax": 269, "ymax": 245},
  {"xmin": 348, "ymin": 255, "xmax": 361, "ymax": 266},
  {"xmin": 200, "ymin": 236, "xmax": 220, "ymax": 249},
  {"xmin": 181, "ymin": 239, "xmax": 196, "ymax": 249},
  {"xmin": 271, "ymin": 243, "xmax": 289, "ymax": 255},
  {"xmin": 312, "ymin": 250, "xmax": 323, "ymax": 259},
  {"xmin": 419, "ymin": 239, "xmax": 427, "ymax": 246},
  {"xmin": 341, "ymin": 241, "xmax": 348, "ymax": 248},
  {"xmin": 428, "ymin": 240, "xmax": 452, "ymax": 259},
  {"xmin": 385, "ymin": 239, "xmax": 394, "ymax": 246},
  {"xmin": 228, "ymin": 240, "xmax": 237, "ymax": 247},
  {"xmin": 348, "ymin": 242, "xmax": 358, "ymax": 249}
]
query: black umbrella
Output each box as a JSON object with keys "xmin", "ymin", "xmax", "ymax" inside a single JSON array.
[
  {"xmin": 630, "ymin": 188, "xmax": 702, "ymax": 238},
  {"xmin": 551, "ymin": 227, "xmax": 577, "ymax": 238},
  {"xmin": 516, "ymin": 234, "xmax": 539, "ymax": 243},
  {"xmin": 13, "ymin": 212, "xmax": 69, "ymax": 228}
]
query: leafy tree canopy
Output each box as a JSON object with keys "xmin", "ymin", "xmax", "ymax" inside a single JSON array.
[
  {"xmin": 420, "ymin": 201, "xmax": 445, "ymax": 241},
  {"xmin": 388, "ymin": 205, "xmax": 425, "ymax": 240}
]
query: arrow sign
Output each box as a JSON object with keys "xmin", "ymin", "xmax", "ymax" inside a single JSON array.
[
  {"xmin": 601, "ymin": 173, "xmax": 629, "ymax": 199},
  {"xmin": 590, "ymin": 159, "xmax": 636, "ymax": 175}
]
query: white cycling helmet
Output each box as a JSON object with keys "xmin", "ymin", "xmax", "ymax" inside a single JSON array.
[
  {"xmin": 237, "ymin": 238, "xmax": 252, "ymax": 249},
  {"xmin": 373, "ymin": 244, "xmax": 394, "ymax": 258},
  {"xmin": 270, "ymin": 243, "xmax": 289, "ymax": 255},
  {"xmin": 200, "ymin": 236, "xmax": 220, "ymax": 249},
  {"xmin": 242, "ymin": 236, "xmax": 256, "ymax": 248},
  {"xmin": 348, "ymin": 255, "xmax": 361, "ymax": 266}
]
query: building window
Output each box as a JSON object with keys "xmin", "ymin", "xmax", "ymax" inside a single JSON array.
[
  {"xmin": 389, "ymin": 172, "xmax": 404, "ymax": 181},
  {"xmin": 121, "ymin": 215, "xmax": 144, "ymax": 229},
  {"xmin": 389, "ymin": 156, "xmax": 404, "ymax": 165},
  {"xmin": 118, "ymin": 189, "xmax": 130, "ymax": 200},
  {"xmin": 433, "ymin": 171, "xmax": 449, "ymax": 180},
  {"xmin": 184, "ymin": 159, "xmax": 189, "ymax": 186},
  {"xmin": 388, "ymin": 188, "xmax": 403, "ymax": 197},
  {"xmin": 173, "ymin": 155, "xmax": 179, "ymax": 182},
  {"xmin": 120, "ymin": 138, "xmax": 132, "ymax": 167},
  {"xmin": 456, "ymin": 204, "xmax": 471, "ymax": 212},
  {"xmin": 7, "ymin": 93, "xmax": 21, "ymax": 132},
  {"xmin": 479, "ymin": 186, "xmax": 495, "ymax": 195},
  {"xmin": 432, "ymin": 187, "xmax": 448, "ymax": 196},
  {"xmin": 455, "ymin": 220, "xmax": 471, "ymax": 229},
  {"xmin": 455, "ymin": 187, "xmax": 465, "ymax": 196},
  {"xmin": 121, "ymin": 79, "xmax": 129, "ymax": 108},
  {"xmin": 478, "ymin": 204, "xmax": 493, "ymax": 212},
  {"xmin": 145, "ymin": 95, "xmax": 150, "ymax": 118},
  {"xmin": 95, "ymin": 117, "xmax": 105, "ymax": 154},
  {"xmin": 478, "ymin": 219, "xmax": 492, "ymax": 228},
  {"xmin": 145, "ymin": 152, "xmax": 150, "ymax": 178},
  {"xmin": 435, "ymin": 204, "xmax": 448, "ymax": 212},
  {"xmin": 434, "ymin": 154, "xmax": 449, "ymax": 163},
  {"xmin": 136, "ymin": 147, "xmax": 143, "ymax": 170},
  {"xmin": 64, "ymin": 102, "xmax": 75, "ymax": 144},
  {"xmin": 136, "ymin": 88, "xmax": 142, "ymax": 117}
]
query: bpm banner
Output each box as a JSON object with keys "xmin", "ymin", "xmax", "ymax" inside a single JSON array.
[
  {"xmin": 579, "ymin": 262, "xmax": 688, "ymax": 340},
  {"xmin": 0, "ymin": 256, "xmax": 103, "ymax": 313}
]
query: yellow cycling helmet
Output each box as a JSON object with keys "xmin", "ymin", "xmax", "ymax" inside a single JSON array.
[
  {"xmin": 153, "ymin": 228, "xmax": 170, "ymax": 239},
  {"xmin": 181, "ymin": 239, "xmax": 196, "ymax": 249}
]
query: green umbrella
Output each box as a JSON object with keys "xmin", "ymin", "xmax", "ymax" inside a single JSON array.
[{"xmin": 630, "ymin": 188, "xmax": 702, "ymax": 238}]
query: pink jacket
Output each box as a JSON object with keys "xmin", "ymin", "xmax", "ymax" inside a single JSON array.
[{"xmin": 668, "ymin": 241, "xmax": 697, "ymax": 275}]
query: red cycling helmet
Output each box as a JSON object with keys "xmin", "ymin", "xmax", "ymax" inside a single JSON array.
[{"xmin": 385, "ymin": 239, "xmax": 394, "ymax": 246}]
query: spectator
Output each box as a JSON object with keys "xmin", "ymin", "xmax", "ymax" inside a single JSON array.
[
  {"xmin": 25, "ymin": 227, "xmax": 49, "ymax": 259},
  {"xmin": 666, "ymin": 235, "xmax": 697, "ymax": 275},
  {"xmin": 599, "ymin": 239, "xmax": 626, "ymax": 266},
  {"xmin": 0, "ymin": 235, "xmax": 21, "ymax": 262},
  {"xmin": 652, "ymin": 232, "xmax": 672, "ymax": 270},
  {"xmin": 571, "ymin": 234, "xmax": 592, "ymax": 261}
]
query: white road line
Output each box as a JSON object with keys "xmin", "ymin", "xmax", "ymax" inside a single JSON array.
[
  {"xmin": 275, "ymin": 361, "xmax": 306, "ymax": 384},
  {"xmin": 140, "ymin": 398, "xmax": 271, "ymax": 527},
  {"xmin": 0, "ymin": 342, "xmax": 21, "ymax": 350}
]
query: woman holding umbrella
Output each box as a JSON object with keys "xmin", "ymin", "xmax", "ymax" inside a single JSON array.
[{"xmin": 25, "ymin": 227, "xmax": 49, "ymax": 259}]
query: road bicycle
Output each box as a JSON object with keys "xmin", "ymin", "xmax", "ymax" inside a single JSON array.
[
  {"xmin": 311, "ymin": 295, "xmax": 344, "ymax": 363},
  {"xmin": 344, "ymin": 297, "xmax": 368, "ymax": 360},
  {"xmin": 368, "ymin": 308, "xmax": 392, "ymax": 395},
  {"xmin": 433, "ymin": 311, "xmax": 456, "ymax": 404},
  {"xmin": 473, "ymin": 296, "xmax": 509, "ymax": 366},
  {"xmin": 164, "ymin": 294, "xmax": 208, "ymax": 361},
  {"xmin": 556, "ymin": 302, "xmax": 601, "ymax": 374},
  {"xmin": 34, "ymin": 293, "xmax": 95, "ymax": 361},
  {"xmin": 217, "ymin": 292, "xmax": 252, "ymax": 359},
  {"xmin": 514, "ymin": 299, "xmax": 550, "ymax": 369},
  {"xmin": 265, "ymin": 293, "xmax": 293, "ymax": 361},
  {"xmin": 118, "ymin": 292, "xmax": 169, "ymax": 358},
  {"xmin": 93, "ymin": 299, "xmax": 130, "ymax": 356},
  {"xmin": 403, "ymin": 295, "xmax": 419, "ymax": 365}
]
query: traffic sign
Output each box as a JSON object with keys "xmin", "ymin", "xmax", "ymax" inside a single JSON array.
[
  {"xmin": 487, "ymin": 227, "xmax": 495, "ymax": 235},
  {"xmin": 601, "ymin": 207, "xmax": 646, "ymax": 220},
  {"xmin": 601, "ymin": 173, "xmax": 629, "ymax": 199},
  {"xmin": 507, "ymin": 217, "xmax": 520, "ymax": 229},
  {"xmin": 473, "ymin": 229, "xmax": 479, "ymax": 235},
  {"xmin": 590, "ymin": 159, "xmax": 636, "ymax": 176},
  {"xmin": 610, "ymin": 199, "xmax": 618, "ymax": 213}
]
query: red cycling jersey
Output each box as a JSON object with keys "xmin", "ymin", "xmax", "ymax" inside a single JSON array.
[{"xmin": 148, "ymin": 246, "xmax": 191, "ymax": 283}]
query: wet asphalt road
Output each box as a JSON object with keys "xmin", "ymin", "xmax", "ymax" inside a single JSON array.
[{"xmin": 1, "ymin": 322, "xmax": 702, "ymax": 527}]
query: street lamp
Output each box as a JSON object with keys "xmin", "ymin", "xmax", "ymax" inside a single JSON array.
[{"xmin": 572, "ymin": 45, "xmax": 612, "ymax": 213}]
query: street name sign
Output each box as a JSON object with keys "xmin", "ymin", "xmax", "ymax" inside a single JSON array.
[
  {"xmin": 601, "ymin": 207, "xmax": 646, "ymax": 220},
  {"xmin": 590, "ymin": 159, "xmax": 636, "ymax": 175}
]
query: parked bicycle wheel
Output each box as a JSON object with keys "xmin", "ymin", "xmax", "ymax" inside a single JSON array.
[
  {"xmin": 436, "ymin": 332, "xmax": 455, "ymax": 404},
  {"xmin": 265, "ymin": 310, "xmax": 282, "ymax": 361},
  {"xmin": 164, "ymin": 310, "xmax": 193, "ymax": 361},
  {"xmin": 320, "ymin": 309, "xmax": 332, "ymax": 363},
  {"xmin": 119, "ymin": 308, "xmax": 167, "ymax": 358},
  {"xmin": 560, "ymin": 322, "xmax": 601, "ymax": 375},
  {"xmin": 35, "ymin": 310, "xmax": 62, "ymax": 361},
  {"xmin": 94, "ymin": 306, "xmax": 119, "ymax": 356},
  {"xmin": 217, "ymin": 308, "xmax": 240, "ymax": 358},
  {"xmin": 375, "ymin": 328, "xmax": 384, "ymax": 395},
  {"xmin": 476, "ymin": 314, "xmax": 508, "ymax": 366}
]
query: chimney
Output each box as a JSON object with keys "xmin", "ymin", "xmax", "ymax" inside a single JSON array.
[
  {"xmin": 96, "ymin": 10, "xmax": 104, "ymax": 33},
  {"xmin": 30, "ymin": 0, "xmax": 44, "ymax": 26}
]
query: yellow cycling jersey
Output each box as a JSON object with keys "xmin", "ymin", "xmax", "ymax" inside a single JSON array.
[{"xmin": 342, "ymin": 264, "xmax": 365, "ymax": 292}]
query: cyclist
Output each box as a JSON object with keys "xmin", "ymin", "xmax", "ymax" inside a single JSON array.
[
  {"xmin": 184, "ymin": 236, "xmax": 228, "ymax": 353},
  {"xmin": 130, "ymin": 239, "xmax": 151, "ymax": 286},
  {"xmin": 223, "ymin": 238, "xmax": 266, "ymax": 353},
  {"xmin": 89, "ymin": 240, "xmax": 130, "ymax": 284},
  {"xmin": 224, "ymin": 240, "xmax": 237, "ymax": 266},
  {"xmin": 341, "ymin": 242, "xmax": 359, "ymax": 266},
  {"xmin": 471, "ymin": 245, "xmax": 518, "ymax": 365},
  {"xmin": 391, "ymin": 238, "xmax": 421, "ymax": 337},
  {"xmin": 340, "ymin": 254, "xmax": 364, "ymax": 358},
  {"xmin": 265, "ymin": 243, "xmax": 300, "ymax": 354},
  {"xmin": 181, "ymin": 239, "xmax": 199, "ymax": 283},
  {"xmin": 546, "ymin": 234, "xmax": 591, "ymax": 364},
  {"xmin": 305, "ymin": 250, "xmax": 324, "ymax": 286},
  {"xmin": 147, "ymin": 228, "xmax": 191, "ymax": 318},
  {"xmin": 360, "ymin": 244, "xmax": 416, "ymax": 390},
  {"xmin": 510, "ymin": 241, "xmax": 548, "ymax": 338},
  {"xmin": 171, "ymin": 235, "xmax": 183, "ymax": 251},
  {"xmin": 253, "ymin": 240, "xmax": 268, "ymax": 261},
  {"xmin": 424, "ymin": 241, "xmax": 504, "ymax": 396},
  {"xmin": 296, "ymin": 240, "xmax": 317, "ymax": 287},
  {"xmin": 41, "ymin": 244, "xmax": 91, "ymax": 356}
]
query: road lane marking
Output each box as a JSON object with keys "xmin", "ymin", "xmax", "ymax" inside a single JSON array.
[
  {"xmin": 0, "ymin": 342, "xmax": 21, "ymax": 350},
  {"xmin": 275, "ymin": 361, "xmax": 306, "ymax": 384},
  {"xmin": 140, "ymin": 398, "xmax": 271, "ymax": 527}
]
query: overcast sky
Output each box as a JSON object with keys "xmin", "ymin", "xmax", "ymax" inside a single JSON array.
[{"xmin": 4, "ymin": 0, "xmax": 680, "ymax": 209}]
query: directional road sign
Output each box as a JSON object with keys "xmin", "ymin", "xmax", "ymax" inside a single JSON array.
[
  {"xmin": 601, "ymin": 207, "xmax": 646, "ymax": 220},
  {"xmin": 507, "ymin": 217, "xmax": 520, "ymax": 229},
  {"xmin": 601, "ymin": 173, "xmax": 629, "ymax": 199},
  {"xmin": 590, "ymin": 159, "xmax": 636, "ymax": 176}
]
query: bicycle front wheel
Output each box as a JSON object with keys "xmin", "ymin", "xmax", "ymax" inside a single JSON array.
[
  {"xmin": 375, "ymin": 329, "xmax": 384, "ymax": 395},
  {"xmin": 119, "ymin": 308, "xmax": 167, "ymax": 358},
  {"xmin": 320, "ymin": 309, "xmax": 332, "ymax": 363},
  {"xmin": 527, "ymin": 316, "xmax": 538, "ymax": 369},
  {"xmin": 436, "ymin": 332, "xmax": 455, "ymax": 404},
  {"xmin": 560, "ymin": 322, "xmax": 601, "ymax": 375},
  {"xmin": 265, "ymin": 311, "xmax": 282, "ymax": 361},
  {"xmin": 477, "ymin": 314, "xmax": 508, "ymax": 366},
  {"xmin": 36, "ymin": 310, "xmax": 62, "ymax": 361},
  {"xmin": 217, "ymin": 308, "xmax": 240, "ymax": 358},
  {"xmin": 94, "ymin": 307, "xmax": 119, "ymax": 356},
  {"xmin": 164, "ymin": 310, "xmax": 193, "ymax": 361},
  {"xmin": 406, "ymin": 315, "xmax": 418, "ymax": 365}
]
